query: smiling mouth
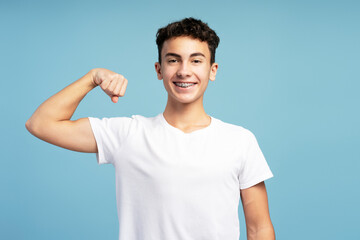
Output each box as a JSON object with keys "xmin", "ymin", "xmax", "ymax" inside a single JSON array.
[{"xmin": 173, "ymin": 82, "xmax": 197, "ymax": 88}]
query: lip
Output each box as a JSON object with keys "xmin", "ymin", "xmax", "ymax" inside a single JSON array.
[
  {"xmin": 172, "ymin": 81, "xmax": 198, "ymax": 84},
  {"xmin": 173, "ymin": 81, "xmax": 198, "ymax": 90}
]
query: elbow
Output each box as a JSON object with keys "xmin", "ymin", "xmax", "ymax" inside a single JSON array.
[
  {"xmin": 26, "ymin": 116, "xmax": 57, "ymax": 140},
  {"xmin": 25, "ymin": 117, "xmax": 41, "ymax": 136},
  {"xmin": 25, "ymin": 118, "xmax": 35, "ymax": 134}
]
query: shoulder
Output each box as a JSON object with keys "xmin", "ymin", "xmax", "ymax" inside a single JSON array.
[
  {"xmin": 129, "ymin": 114, "xmax": 163, "ymax": 128},
  {"xmin": 212, "ymin": 117, "xmax": 255, "ymax": 141},
  {"xmin": 88, "ymin": 114, "xmax": 162, "ymax": 130},
  {"xmin": 89, "ymin": 114, "xmax": 159, "ymax": 123},
  {"xmin": 88, "ymin": 116, "xmax": 133, "ymax": 128}
]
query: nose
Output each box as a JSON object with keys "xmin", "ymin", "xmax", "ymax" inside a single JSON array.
[{"xmin": 176, "ymin": 62, "xmax": 192, "ymax": 78}]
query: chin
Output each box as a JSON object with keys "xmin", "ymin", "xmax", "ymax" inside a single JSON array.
[{"xmin": 169, "ymin": 94, "xmax": 202, "ymax": 105}]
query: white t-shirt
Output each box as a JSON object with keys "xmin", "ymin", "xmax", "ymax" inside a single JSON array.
[{"xmin": 88, "ymin": 113, "xmax": 273, "ymax": 240}]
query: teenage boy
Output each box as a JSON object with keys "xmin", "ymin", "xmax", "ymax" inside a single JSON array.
[{"xmin": 26, "ymin": 18, "xmax": 275, "ymax": 240}]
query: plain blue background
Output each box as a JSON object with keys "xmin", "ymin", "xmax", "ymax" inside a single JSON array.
[{"xmin": 1, "ymin": 0, "xmax": 359, "ymax": 239}]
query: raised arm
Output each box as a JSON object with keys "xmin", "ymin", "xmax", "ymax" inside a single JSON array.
[
  {"xmin": 25, "ymin": 68, "xmax": 128, "ymax": 153},
  {"xmin": 240, "ymin": 182, "xmax": 275, "ymax": 240}
]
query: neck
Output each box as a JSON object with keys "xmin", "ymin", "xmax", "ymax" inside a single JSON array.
[{"xmin": 163, "ymin": 96, "xmax": 211, "ymax": 133}]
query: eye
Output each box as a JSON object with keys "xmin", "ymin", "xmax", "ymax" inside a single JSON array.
[
  {"xmin": 168, "ymin": 59, "xmax": 178, "ymax": 63},
  {"xmin": 192, "ymin": 59, "xmax": 202, "ymax": 64}
]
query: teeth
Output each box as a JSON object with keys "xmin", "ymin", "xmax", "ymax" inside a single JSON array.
[{"xmin": 174, "ymin": 82, "xmax": 195, "ymax": 88}]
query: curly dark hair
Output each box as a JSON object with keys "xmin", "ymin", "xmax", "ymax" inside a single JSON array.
[{"xmin": 156, "ymin": 17, "xmax": 220, "ymax": 64}]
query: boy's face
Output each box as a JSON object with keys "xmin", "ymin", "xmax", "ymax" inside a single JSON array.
[{"xmin": 155, "ymin": 36, "xmax": 218, "ymax": 105}]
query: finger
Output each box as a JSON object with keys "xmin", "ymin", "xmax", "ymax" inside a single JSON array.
[
  {"xmin": 113, "ymin": 79, "xmax": 123, "ymax": 96},
  {"xmin": 107, "ymin": 78, "xmax": 118, "ymax": 93},
  {"xmin": 119, "ymin": 78, "xmax": 128, "ymax": 97},
  {"xmin": 100, "ymin": 78, "xmax": 111, "ymax": 90},
  {"xmin": 111, "ymin": 95, "xmax": 119, "ymax": 103}
]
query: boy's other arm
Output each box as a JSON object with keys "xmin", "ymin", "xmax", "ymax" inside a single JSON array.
[
  {"xmin": 25, "ymin": 68, "xmax": 128, "ymax": 153},
  {"xmin": 240, "ymin": 182, "xmax": 275, "ymax": 240}
]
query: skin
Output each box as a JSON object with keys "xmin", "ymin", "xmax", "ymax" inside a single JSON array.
[
  {"xmin": 25, "ymin": 68, "xmax": 127, "ymax": 152},
  {"xmin": 241, "ymin": 182, "xmax": 276, "ymax": 240},
  {"xmin": 155, "ymin": 36, "xmax": 218, "ymax": 133},
  {"xmin": 26, "ymin": 35, "xmax": 275, "ymax": 239}
]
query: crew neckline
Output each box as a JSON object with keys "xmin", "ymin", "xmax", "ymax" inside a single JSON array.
[{"xmin": 159, "ymin": 113, "xmax": 215, "ymax": 135}]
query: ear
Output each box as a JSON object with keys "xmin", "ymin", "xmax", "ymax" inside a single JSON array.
[
  {"xmin": 209, "ymin": 63, "xmax": 218, "ymax": 81},
  {"xmin": 155, "ymin": 62, "xmax": 163, "ymax": 80}
]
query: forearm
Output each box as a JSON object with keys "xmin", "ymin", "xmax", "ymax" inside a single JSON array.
[
  {"xmin": 247, "ymin": 225, "xmax": 275, "ymax": 240},
  {"xmin": 241, "ymin": 182, "xmax": 275, "ymax": 240},
  {"xmin": 26, "ymin": 70, "xmax": 96, "ymax": 132}
]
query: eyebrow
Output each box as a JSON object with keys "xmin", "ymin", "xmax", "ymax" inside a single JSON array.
[{"xmin": 164, "ymin": 52, "xmax": 206, "ymax": 58}]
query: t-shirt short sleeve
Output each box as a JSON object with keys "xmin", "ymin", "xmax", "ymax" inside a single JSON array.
[
  {"xmin": 88, "ymin": 116, "xmax": 134, "ymax": 165},
  {"xmin": 238, "ymin": 130, "xmax": 273, "ymax": 189}
]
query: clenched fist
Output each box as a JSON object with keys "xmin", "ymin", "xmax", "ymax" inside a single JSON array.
[{"xmin": 91, "ymin": 68, "xmax": 128, "ymax": 103}]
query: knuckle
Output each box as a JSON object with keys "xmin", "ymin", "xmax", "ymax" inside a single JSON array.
[
  {"xmin": 101, "ymin": 83, "xmax": 109, "ymax": 90},
  {"xmin": 100, "ymin": 83, "xmax": 107, "ymax": 90},
  {"xmin": 118, "ymin": 74, "xmax": 125, "ymax": 82},
  {"xmin": 114, "ymin": 73, "xmax": 122, "ymax": 80}
]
